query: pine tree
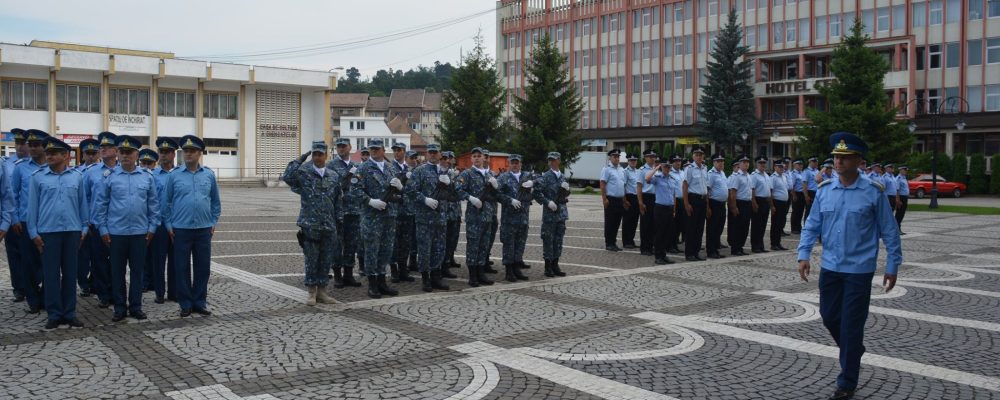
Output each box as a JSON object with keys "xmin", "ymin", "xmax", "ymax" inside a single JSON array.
[
  {"xmin": 439, "ymin": 33, "xmax": 505, "ymax": 154},
  {"xmin": 699, "ymin": 8, "xmax": 756, "ymax": 152},
  {"xmin": 512, "ymin": 33, "xmax": 584, "ymax": 172},
  {"xmin": 796, "ymin": 20, "xmax": 913, "ymax": 161}
]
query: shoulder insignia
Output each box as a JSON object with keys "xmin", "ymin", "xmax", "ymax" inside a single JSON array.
[
  {"xmin": 817, "ymin": 179, "xmax": 833, "ymax": 188},
  {"xmin": 31, "ymin": 168, "xmax": 46, "ymax": 176},
  {"xmin": 14, "ymin": 158, "xmax": 27, "ymax": 165},
  {"xmin": 870, "ymin": 180, "xmax": 885, "ymax": 192},
  {"xmin": 103, "ymin": 169, "xmax": 112, "ymax": 177},
  {"xmin": 350, "ymin": 177, "xmax": 359, "ymax": 184}
]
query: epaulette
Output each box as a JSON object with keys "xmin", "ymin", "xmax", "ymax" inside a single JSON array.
[
  {"xmin": 817, "ymin": 179, "xmax": 833, "ymax": 188},
  {"xmin": 30, "ymin": 167, "xmax": 47, "ymax": 176},
  {"xmin": 14, "ymin": 158, "xmax": 27, "ymax": 165},
  {"xmin": 870, "ymin": 180, "xmax": 885, "ymax": 192}
]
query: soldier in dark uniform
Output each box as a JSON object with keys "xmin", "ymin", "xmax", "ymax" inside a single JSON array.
[
  {"xmin": 440, "ymin": 151, "xmax": 462, "ymax": 277},
  {"xmin": 353, "ymin": 139, "xmax": 401, "ymax": 298},
  {"xmin": 705, "ymin": 153, "xmax": 728, "ymax": 259},
  {"xmin": 497, "ymin": 154, "xmax": 531, "ymax": 282},
  {"xmin": 149, "ymin": 137, "xmax": 178, "ymax": 303},
  {"xmin": 621, "ymin": 154, "xmax": 641, "ymax": 249},
  {"xmin": 11, "ymin": 129, "xmax": 51, "ymax": 314},
  {"xmin": 389, "ymin": 143, "xmax": 417, "ymax": 280},
  {"xmin": 533, "ymin": 152, "xmax": 569, "ymax": 277},
  {"xmin": 681, "ymin": 148, "xmax": 708, "ymax": 261},
  {"xmin": 75, "ymin": 138, "xmax": 100, "ymax": 297},
  {"xmin": 328, "ymin": 138, "xmax": 364, "ymax": 288},
  {"xmin": 83, "ymin": 131, "xmax": 120, "ymax": 308},
  {"xmin": 405, "ymin": 145, "xmax": 450, "ymax": 292},
  {"xmin": 455, "ymin": 147, "xmax": 495, "ymax": 286},
  {"xmin": 482, "ymin": 149, "xmax": 500, "ymax": 273},
  {"xmin": 3, "ymin": 128, "xmax": 28, "ymax": 303},
  {"xmin": 600, "ymin": 149, "xmax": 626, "ymax": 252}
]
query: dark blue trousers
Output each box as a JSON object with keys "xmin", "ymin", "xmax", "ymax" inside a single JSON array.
[
  {"xmin": 16, "ymin": 228, "xmax": 43, "ymax": 309},
  {"xmin": 819, "ymin": 268, "xmax": 874, "ymax": 390},
  {"xmin": 40, "ymin": 231, "xmax": 80, "ymax": 322},
  {"xmin": 173, "ymin": 228, "xmax": 212, "ymax": 311},
  {"xmin": 5, "ymin": 230, "xmax": 24, "ymax": 296},
  {"xmin": 146, "ymin": 224, "xmax": 174, "ymax": 299},
  {"xmin": 89, "ymin": 227, "xmax": 112, "ymax": 303},
  {"xmin": 77, "ymin": 231, "xmax": 92, "ymax": 292},
  {"xmin": 110, "ymin": 234, "xmax": 147, "ymax": 314}
]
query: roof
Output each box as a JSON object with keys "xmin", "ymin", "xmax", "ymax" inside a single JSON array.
[
  {"xmin": 422, "ymin": 92, "xmax": 442, "ymax": 111},
  {"xmin": 389, "ymin": 89, "xmax": 425, "ymax": 108},
  {"xmin": 330, "ymin": 93, "xmax": 370, "ymax": 107},
  {"xmin": 409, "ymin": 133, "xmax": 428, "ymax": 149},
  {"xmin": 366, "ymin": 96, "xmax": 390, "ymax": 111},
  {"xmin": 386, "ymin": 115, "xmax": 417, "ymax": 135}
]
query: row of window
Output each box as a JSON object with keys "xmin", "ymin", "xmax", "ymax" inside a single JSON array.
[
  {"xmin": 912, "ymin": 85, "xmax": 1000, "ymax": 113},
  {"xmin": 1, "ymin": 81, "xmax": 237, "ymax": 119},
  {"xmin": 579, "ymin": 104, "xmax": 698, "ymax": 130},
  {"xmin": 915, "ymin": 38, "xmax": 1000, "ymax": 70}
]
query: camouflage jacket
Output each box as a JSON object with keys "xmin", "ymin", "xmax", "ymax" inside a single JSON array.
[
  {"xmin": 456, "ymin": 167, "xmax": 497, "ymax": 223},
  {"xmin": 328, "ymin": 156, "xmax": 362, "ymax": 215},
  {"xmin": 497, "ymin": 171, "xmax": 533, "ymax": 226},
  {"xmin": 443, "ymin": 168, "xmax": 462, "ymax": 221},
  {"xmin": 404, "ymin": 163, "xmax": 447, "ymax": 226},
  {"xmin": 353, "ymin": 159, "xmax": 402, "ymax": 218},
  {"xmin": 532, "ymin": 169, "xmax": 569, "ymax": 223},
  {"xmin": 282, "ymin": 159, "xmax": 343, "ymax": 231}
]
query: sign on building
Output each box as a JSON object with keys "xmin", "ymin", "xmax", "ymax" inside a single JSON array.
[
  {"xmin": 255, "ymin": 89, "xmax": 300, "ymax": 175},
  {"xmin": 108, "ymin": 113, "xmax": 149, "ymax": 133}
]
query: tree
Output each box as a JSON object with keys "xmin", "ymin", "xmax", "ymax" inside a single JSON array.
[
  {"xmin": 439, "ymin": 33, "xmax": 505, "ymax": 154},
  {"xmin": 795, "ymin": 19, "xmax": 913, "ymax": 162},
  {"xmin": 969, "ymin": 154, "xmax": 987, "ymax": 194},
  {"xmin": 512, "ymin": 33, "xmax": 584, "ymax": 172},
  {"xmin": 990, "ymin": 154, "xmax": 1000, "ymax": 195},
  {"xmin": 699, "ymin": 8, "xmax": 756, "ymax": 152},
  {"xmin": 951, "ymin": 154, "xmax": 968, "ymax": 186}
]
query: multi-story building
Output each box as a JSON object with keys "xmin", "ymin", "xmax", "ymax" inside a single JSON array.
[
  {"xmin": 330, "ymin": 88, "xmax": 442, "ymax": 145},
  {"xmin": 497, "ymin": 0, "xmax": 1000, "ymax": 166}
]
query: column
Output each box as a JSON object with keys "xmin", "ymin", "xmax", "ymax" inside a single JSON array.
[
  {"xmin": 196, "ymin": 81, "xmax": 204, "ymax": 138},
  {"xmin": 150, "ymin": 78, "xmax": 159, "ymax": 143}
]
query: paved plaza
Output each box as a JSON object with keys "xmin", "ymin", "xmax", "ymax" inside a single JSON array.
[{"xmin": 1, "ymin": 188, "xmax": 999, "ymax": 399}]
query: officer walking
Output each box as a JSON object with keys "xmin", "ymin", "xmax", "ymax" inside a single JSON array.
[
  {"xmin": 894, "ymin": 166, "xmax": 910, "ymax": 234},
  {"xmin": 797, "ymin": 132, "xmax": 903, "ymax": 400},
  {"xmin": 148, "ymin": 137, "xmax": 178, "ymax": 303},
  {"xmin": 84, "ymin": 131, "xmax": 119, "ymax": 308},
  {"xmin": 621, "ymin": 154, "xmax": 641, "ymax": 249},
  {"xmin": 440, "ymin": 151, "xmax": 462, "ymax": 276},
  {"xmin": 74, "ymin": 138, "xmax": 100, "ymax": 298},
  {"xmin": 533, "ymin": 152, "xmax": 569, "ymax": 277},
  {"xmin": 28, "ymin": 136, "xmax": 89, "ymax": 329},
  {"xmin": 162, "ymin": 135, "xmax": 221, "ymax": 317},
  {"xmin": 354, "ymin": 139, "xmax": 402, "ymax": 298},
  {"xmin": 328, "ymin": 137, "xmax": 363, "ymax": 289},
  {"xmin": 727, "ymin": 156, "xmax": 752, "ymax": 256},
  {"xmin": 282, "ymin": 141, "xmax": 342, "ymax": 305},
  {"xmin": 4, "ymin": 128, "xmax": 28, "ymax": 303},
  {"xmin": 11, "ymin": 129, "xmax": 50, "ymax": 314},
  {"xmin": 705, "ymin": 154, "xmax": 728, "ymax": 259},
  {"xmin": 644, "ymin": 159, "xmax": 677, "ymax": 265},
  {"xmin": 749, "ymin": 156, "xmax": 773, "ymax": 253},
  {"xmin": 636, "ymin": 150, "xmax": 658, "ymax": 256},
  {"xmin": 92, "ymin": 135, "xmax": 159, "ymax": 321},
  {"xmin": 455, "ymin": 147, "xmax": 496, "ymax": 286},
  {"xmin": 600, "ymin": 149, "xmax": 626, "ymax": 252},
  {"xmin": 404, "ymin": 144, "xmax": 451, "ymax": 292},
  {"xmin": 497, "ymin": 154, "xmax": 532, "ymax": 282},
  {"xmin": 390, "ymin": 143, "xmax": 417, "ymax": 281},
  {"xmin": 682, "ymin": 148, "xmax": 709, "ymax": 261},
  {"xmin": 789, "ymin": 159, "xmax": 806, "ymax": 234},
  {"xmin": 769, "ymin": 160, "xmax": 790, "ymax": 251}
]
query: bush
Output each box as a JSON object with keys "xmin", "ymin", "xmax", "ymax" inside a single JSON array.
[
  {"xmin": 935, "ymin": 153, "xmax": 953, "ymax": 181},
  {"xmin": 582, "ymin": 185, "xmax": 597, "ymax": 194},
  {"xmin": 991, "ymin": 154, "xmax": 1000, "ymax": 195},
  {"xmin": 906, "ymin": 152, "xmax": 932, "ymax": 179},
  {"xmin": 969, "ymin": 154, "xmax": 988, "ymax": 194},
  {"xmin": 952, "ymin": 154, "xmax": 969, "ymax": 186}
]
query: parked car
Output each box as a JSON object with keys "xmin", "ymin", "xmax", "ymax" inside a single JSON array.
[{"xmin": 907, "ymin": 174, "xmax": 967, "ymax": 198}]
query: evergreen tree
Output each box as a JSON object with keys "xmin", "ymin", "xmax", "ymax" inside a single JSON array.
[
  {"xmin": 699, "ymin": 8, "xmax": 756, "ymax": 152},
  {"xmin": 439, "ymin": 33, "xmax": 505, "ymax": 154},
  {"xmin": 796, "ymin": 20, "xmax": 913, "ymax": 162},
  {"xmin": 512, "ymin": 33, "xmax": 584, "ymax": 172}
]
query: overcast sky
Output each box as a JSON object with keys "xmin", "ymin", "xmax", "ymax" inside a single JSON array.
[{"xmin": 0, "ymin": 0, "xmax": 498, "ymax": 79}]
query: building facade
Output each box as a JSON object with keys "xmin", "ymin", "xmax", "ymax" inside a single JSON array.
[
  {"xmin": 0, "ymin": 41, "xmax": 337, "ymax": 179},
  {"xmin": 331, "ymin": 88, "xmax": 443, "ymax": 145},
  {"xmin": 497, "ymin": 0, "xmax": 1000, "ymax": 166}
]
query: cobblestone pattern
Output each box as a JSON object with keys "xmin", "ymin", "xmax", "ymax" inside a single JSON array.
[
  {"xmin": 262, "ymin": 359, "xmax": 475, "ymax": 399},
  {"xmin": 654, "ymin": 263, "xmax": 803, "ymax": 290},
  {"xmin": 872, "ymin": 285, "xmax": 1000, "ymax": 323},
  {"xmin": 695, "ymin": 299, "xmax": 813, "ymax": 321},
  {"xmin": 535, "ymin": 275, "xmax": 743, "ymax": 311},
  {"xmin": 528, "ymin": 323, "xmax": 687, "ymax": 356}
]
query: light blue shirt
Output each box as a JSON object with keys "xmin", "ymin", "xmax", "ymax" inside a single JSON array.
[
  {"xmin": 727, "ymin": 170, "xmax": 752, "ymax": 201},
  {"xmin": 152, "ymin": 166, "xmax": 174, "ymax": 214},
  {"xmin": 804, "ymin": 167, "xmax": 819, "ymax": 191},
  {"xmin": 896, "ymin": 174, "xmax": 909, "ymax": 196},
  {"xmin": 92, "ymin": 166, "xmax": 160, "ymax": 236},
  {"xmin": 0, "ymin": 162, "xmax": 14, "ymax": 231},
  {"xmin": 668, "ymin": 168, "xmax": 684, "ymax": 199},
  {"xmin": 797, "ymin": 176, "xmax": 903, "ymax": 275},
  {"xmin": 683, "ymin": 163, "xmax": 708, "ymax": 195},
  {"xmin": 707, "ymin": 168, "xmax": 729, "ymax": 202},
  {"xmin": 750, "ymin": 169, "xmax": 771, "ymax": 198},
  {"xmin": 881, "ymin": 173, "xmax": 897, "ymax": 196},
  {"xmin": 638, "ymin": 164, "xmax": 656, "ymax": 194},
  {"xmin": 11, "ymin": 158, "xmax": 46, "ymax": 224},
  {"xmin": 648, "ymin": 171, "xmax": 676, "ymax": 206},
  {"xmin": 27, "ymin": 167, "xmax": 89, "ymax": 239},
  {"xmin": 770, "ymin": 172, "xmax": 789, "ymax": 202},
  {"xmin": 600, "ymin": 164, "xmax": 626, "ymax": 198},
  {"xmin": 791, "ymin": 168, "xmax": 805, "ymax": 192},
  {"xmin": 84, "ymin": 162, "xmax": 118, "ymax": 223},
  {"xmin": 623, "ymin": 166, "xmax": 640, "ymax": 195},
  {"xmin": 163, "ymin": 166, "xmax": 222, "ymax": 231}
]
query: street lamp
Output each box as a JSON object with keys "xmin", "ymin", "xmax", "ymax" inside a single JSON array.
[{"xmin": 906, "ymin": 96, "xmax": 968, "ymax": 209}]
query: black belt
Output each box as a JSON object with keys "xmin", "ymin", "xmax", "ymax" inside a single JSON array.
[{"xmin": 689, "ymin": 193, "xmax": 705, "ymax": 199}]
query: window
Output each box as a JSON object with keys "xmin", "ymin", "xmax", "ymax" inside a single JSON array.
[
  {"xmin": 893, "ymin": 5, "xmax": 905, "ymax": 30},
  {"xmin": 862, "ymin": 9, "xmax": 874, "ymax": 34},
  {"xmin": 663, "ymin": 37, "xmax": 673, "ymax": 57},
  {"xmin": 987, "ymin": 85, "xmax": 1000, "ymax": 111},
  {"xmin": 816, "ymin": 16, "xmax": 827, "ymax": 40},
  {"xmin": 830, "ymin": 14, "xmax": 841, "ymax": 37},
  {"xmin": 663, "ymin": 72, "xmax": 672, "ymax": 90},
  {"xmin": 799, "ymin": 19, "xmax": 809, "ymax": 42},
  {"xmin": 157, "ymin": 90, "xmax": 195, "ymax": 117},
  {"xmin": 929, "ymin": 0, "xmax": 943, "ymax": 25},
  {"xmin": 785, "ymin": 20, "xmax": 796, "ymax": 42},
  {"xmin": 685, "ymin": 70, "xmax": 693, "ymax": 89},
  {"xmin": 928, "ymin": 44, "xmax": 942, "ymax": 69},
  {"xmin": 916, "ymin": 46, "xmax": 926, "ymax": 70},
  {"xmin": 988, "ymin": 38, "xmax": 1000, "ymax": 64},
  {"xmin": 745, "ymin": 0, "xmax": 756, "ymax": 10},
  {"xmin": 55, "ymin": 84, "xmax": 100, "ymax": 113},
  {"xmin": 662, "ymin": 4, "xmax": 672, "ymax": 23},
  {"xmin": 203, "ymin": 93, "xmax": 238, "ymax": 119},
  {"xmin": 673, "ymin": 105, "xmax": 683, "ymax": 125},
  {"xmin": 913, "ymin": 3, "xmax": 926, "ymax": 27},
  {"xmin": 946, "ymin": 0, "xmax": 960, "ymax": 23},
  {"xmin": 108, "ymin": 88, "xmax": 148, "ymax": 115},
  {"xmin": 773, "ymin": 21, "xmax": 784, "ymax": 44},
  {"xmin": 674, "ymin": 2, "xmax": 686, "ymax": 21},
  {"xmin": 684, "ymin": 105, "xmax": 693, "ymax": 125},
  {"xmin": 967, "ymin": 86, "xmax": 983, "ymax": 112},
  {"xmin": 708, "ymin": 0, "xmax": 719, "ymax": 16},
  {"xmin": 969, "ymin": 0, "xmax": 983, "ymax": 19},
  {"xmin": 674, "ymin": 71, "xmax": 685, "ymax": 90},
  {"xmin": 945, "ymin": 42, "xmax": 960, "ymax": 68},
  {"xmin": 991, "ymin": 0, "xmax": 1000, "ymax": 18},
  {"xmin": 1, "ymin": 80, "xmax": 47, "ymax": 111},
  {"xmin": 877, "ymin": 7, "xmax": 890, "ymax": 32},
  {"xmin": 927, "ymin": 89, "xmax": 941, "ymax": 112},
  {"xmin": 745, "ymin": 26, "xmax": 757, "ymax": 47},
  {"xmin": 969, "ymin": 39, "xmax": 983, "ymax": 65},
  {"xmin": 758, "ymin": 24, "xmax": 768, "ymax": 47}
]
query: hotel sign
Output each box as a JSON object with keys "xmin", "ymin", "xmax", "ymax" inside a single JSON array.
[{"xmin": 759, "ymin": 78, "xmax": 836, "ymax": 97}]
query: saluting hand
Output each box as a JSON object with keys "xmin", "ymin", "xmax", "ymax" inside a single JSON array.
[{"xmin": 798, "ymin": 260, "xmax": 811, "ymax": 282}]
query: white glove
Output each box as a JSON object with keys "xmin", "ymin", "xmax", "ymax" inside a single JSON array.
[
  {"xmin": 654, "ymin": 171, "xmax": 663, "ymax": 177},
  {"xmin": 368, "ymin": 199, "xmax": 387, "ymax": 210},
  {"xmin": 450, "ymin": 169, "xmax": 459, "ymax": 178},
  {"xmin": 488, "ymin": 177, "xmax": 498, "ymax": 189},
  {"xmin": 521, "ymin": 180, "xmax": 533, "ymax": 188},
  {"xmin": 438, "ymin": 175, "xmax": 451, "ymax": 185},
  {"xmin": 468, "ymin": 196, "xmax": 483, "ymax": 209},
  {"xmin": 349, "ymin": 166, "xmax": 358, "ymax": 174},
  {"xmin": 511, "ymin": 199, "xmax": 522, "ymax": 209},
  {"xmin": 406, "ymin": 171, "xmax": 412, "ymax": 180},
  {"xmin": 390, "ymin": 178, "xmax": 403, "ymax": 190},
  {"xmin": 560, "ymin": 182, "xmax": 570, "ymax": 190},
  {"xmin": 547, "ymin": 201, "xmax": 558, "ymax": 211},
  {"xmin": 424, "ymin": 197, "xmax": 439, "ymax": 210}
]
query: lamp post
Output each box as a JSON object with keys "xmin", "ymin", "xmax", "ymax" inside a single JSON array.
[{"xmin": 907, "ymin": 96, "xmax": 968, "ymax": 209}]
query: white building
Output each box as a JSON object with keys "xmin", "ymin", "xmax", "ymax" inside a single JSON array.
[
  {"xmin": 338, "ymin": 116, "xmax": 412, "ymax": 161},
  {"xmin": 0, "ymin": 41, "xmax": 337, "ymax": 179}
]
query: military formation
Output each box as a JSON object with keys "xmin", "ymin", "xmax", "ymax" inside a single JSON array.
[
  {"xmin": 2, "ymin": 128, "xmax": 221, "ymax": 329},
  {"xmin": 283, "ymin": 142, "xmax": 573, "ymax": 303}
]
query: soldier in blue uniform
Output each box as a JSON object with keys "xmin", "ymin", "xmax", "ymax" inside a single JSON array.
[
  {"xmin": 482, "ymin": 150, "xmax": 500, "ymax": 273},
  {"xmin": 705, "ymin": 154, "xmax": 728, "ymax": 259},
  {"xmin": 328, "ymin": 137, "xmax": 363, "ymax": 288},
  {"xmin": 532, "ymin": 152, "xmax": 570, "ymax": 276},
  {"xmin": 802, "ymin": 157, "xmax": 820, "ymax": 227},
  {"xmin": 497, "ymin": 154, "xmax": 532, "ymax": 282},
  {"xmin": 4, "ymin": 128, "xmax": 28, "ymax": 303},
  {"xmin": 440, "ymin": 151, "xmax": 462, "ymax": 277},
  {"xmin": 797, "ymin": 132, "xmax": 903, "ymax": 400},
  {"xmin": 353, "ymin": 139, "xmax": 401, "ymax": 298},
  {"xmin": 83, "ymin": 131, "xmax": 120, "ymax": 308},
  {"xmin": 283, "ymin": 140, "xmax": 342, "ymax": 305},
  {"xmin": 749, "ymin": 156, "xmax": 773, "ymax": 253},
  {"xmin": 882, "ymin": 164, "xmax": 901, "ymax": 212},
  {"xmin": 789, "ymin": 159, "xmax": 806, "ymax": 234},
  {"xmin": 600, "ymin": 149, "xmax": 626, "ymax": 251},
  {"xmin": 92, "ymin": 135, "xmax": 160, "ymax": 321},
  {"xmin": 11, "ymin": 129, "xmax": 50, "ymax": 313},
  {"xmin": 163, "ymin": 135, "xmax": 221, "ymax": 317},
  {"xmin": 644, "ymin": 158, "xmax": 677, "ymax": 265},
  {"xmin": 666, "ymin": 155, "xmax": 685, "ymax": 254},
  {"xmin": 73, "ymin": 139, "xmax": 100, "ymax": 297},
  {"xmin": 727, "ymin": 156, "xmax": 752, "ymax": 256},
  {"xmin": 28, "ymin": 136, "xmax": 89, "ymax": 329},
  {"xmin": 147, "ymin": 138, "xmax": 178, "ymax": 303},
  {"xmin": 894, "ymin": 165, "xmax": 910, "ymax": 233},
  {"xmin": 405, "ymin": 144, "xmax": 451, "ymax": 292},
  {"xmin": 456, "ymin": 147, "xmax": 497, "ymax": 286},
  {"xmin": 682, "ymin": 148, "xmax": 709, "ymax": 261},
  {"xmin": 0, "ymin": 149, "xmax": 15, "ymax": 300},
  {"xmin": 389, "ymin": 143, "xmax": 417, "ymax": 281},
  {"xmin": 621, "ymin": 154, "xmax": 641, "ymax": 249},
  {"xmin": 635, "ymin": 150, "xmax": 658, "ymax": 256},
  {"xmin": 769, "ymin": 160, "xmax": 790, "ymax": 251}
]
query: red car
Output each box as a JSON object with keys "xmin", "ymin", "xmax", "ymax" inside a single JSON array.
[{"xmin": 907, "ymin": 174, "xmax": 967, "ymax": 198}]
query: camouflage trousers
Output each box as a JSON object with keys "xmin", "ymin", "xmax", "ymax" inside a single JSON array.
[
  {"xmin": 540, "ymin": 221, "xmax": 566, "ymax": 261},
  {"xmin": 445, "ymin": 219, "xmax": 461, "ymax": 263},
  {"xmin": 500, "ymin": 222, "xmax": 528, "ymax": 265},
  {"xmin": 415, "ymin": 222, "xmax": 446, "ymax": 272},
  {"xmin": 301, "ymin": 227, "xmax": 338, "ymax": 287},
  {"xmin": 394, "ymin": 215, "xmax": 415, "ymax": 266},
  {"xmin": 361, "ymin": 214, "xmax": 396, "ymax": 276},
  {"xmin": 486, "ymin": 214, "xmax": 498, "ymax": 259},
  {"xmin": 465, "ymin": 218, "xmax": 493, "ymax": 266},
  {"xmin": 336, "ymin": 214, "xmax": 363, "ymax": 269}
]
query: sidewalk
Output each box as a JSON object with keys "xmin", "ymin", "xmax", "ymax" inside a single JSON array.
[{"xmin": 907, "ymin": 195, "xmax": 1000, "ymax": 208}]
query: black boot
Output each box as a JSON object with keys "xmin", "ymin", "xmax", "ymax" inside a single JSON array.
[
  {"xmin": 440, "ymin": 263, "xmax": 458, "ymax": 278},
  {"xmin": 342, "ymin": 267, "xmax": 362, "ymax": 287},
  {"xmin": 467, "ymin": 265, "xmax": 480, "ymax": 287},
  {"xmin": 552, "ymin": 258, "xmax": 566, "ymax": 277},
  {"xmin": 332, "ymin": 267, "xmax": 345, "ymax": 289},
  {"xmin": 366, "ymin": 276, "xmax": 381, "ymax": 299},
  {"xmin": 543, "ymin": 260, "xmax": 555, "ymax": 277},
  {"xmin": 483, "ymin": 262, "xmax": 498, "ymax": 274},
  {"xmin": 504, "ymin": 264, "xmax": 517, "ymax": 282},
  {"xmin": 449, "ymin": 258, "xmax": 461, "ymax": 269},
  {"xmin": 398, "ymin": 261, "xmax": 415, "ymax": 282},
  {"xmin": 512, "ymin": 263, "xmax": 529, "ymax": 281},
  {"xmin": 408, "ymin": 253, "xmax": 419, "ymax": 272},
  {"xmin": 421, "ymin": 272, "xmax": 433, "ymax": 292},
  {"xmin": 518, "ymin": 261, "xmax": 530, "ymax": 269},
  {"xmin": 390, "ymin": 263, "xmax": 401, "ymax": 283},
  {"xmin": 431, "ymin": 270, "xmax": 450, "ymax": 290},
  {"xmin": 377, "ymin": 274, "xmax": 399, "ymax": 296},
  {"xmin": 476, "ymin": 265, "xmax": 494, "ymax": 286}
]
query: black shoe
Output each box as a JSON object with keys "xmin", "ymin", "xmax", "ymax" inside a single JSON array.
[
  {"xmin": 79, "ymin": 289, "xmax": 92, "ymax": 298},
  {"xmin": 430, "ymin": 270, "xmax": 450, "ymax": 291},
  {"xmin": 98, "ymin": 300, "xmax": 110, "ymax": 309},
  {"xmin": 829, "ymin": 388, "xmax": 855, "ymax": 400},
  {"xmin": 377, "ymin": 275, "xmax": 399, "ymax": 296},
  {"xmin": 13, "ymin": 293, "xmax": 25, "ymax": 302},
  {"xmin": 487, "ymin": 260, "xmax": 495, "ymax": 267},
  {"xmin": 166, "ymin": 296, "xmax": 177, "ymax": 302},
  {"xmin": 900, "ymin": 231, "xmax": 907, "ymax": 236},
  {"xmin": 342, "ymin": 267, "xmax": 362, "ymax": 287},
  {"xmin": 390, "ymin": 264, "xmax": 402, "ymax": 284},
  {"xmin": 131, "ymin": 310, "xmax": 148, "ymax": 320},
  {"xmin": 623, "ymin": 243, "xmax": 637, "ymax": 249},
  {"xmin": 440, "ymin": 264, "xmax": 458, "ymax": 278},
  {"xmin": 45, "ymin": 319, "xmax": 60, "ymax": 330},
  {"xmin": 782, "ymin": 232, "xmax": 791, "ymax": 237},
  {"xmin": 791, "ymin": 230, "xmax": 801, "ymax": 234},
  {"xmin": 155, "ymin": 297, "xmax": 165, "ymax": 304},
  {"xmin": 512, "ymin": 264, "xmax": 529, "ymax": 281},
  {"xmin": 180, "ymin": 309, "xmax": 192, "ymax": 317},
  {"xmin": 475, "ymin": 265, "xmax": 495, "ymax": 285},
  {"xmin": 333, "ymin": 267, "xmax": 345, "ymax": 289},
  {"xmin": 654, "ymin": 258, "xmax": 670, "ymax": 265},
  {"xmin": 467, "ymin": 265, "xmax": 481, "ymax": 287},
  {"xmin": 367, "ymin": 276, "xmax": 382, "ymax": 298},
  {"xmin": 483, "ymin": 263, "xmax": 499, "ymax": 274},
  {"xmin": 504, "ymin": 264, "xmax": 518, "ymax": 282},
  {"xmin": 667, "ymin": 248, "xmax": 681, "ymax": 254},
  {"xmin": 685, "ymin": 255, "xmax": 706, "ymax": 261},
  {"xmin": 27, "ymin": 305, "xmax": 40, "ymax": 314},
  {"xmin": 551, "ymin": 259, "xmax": 566, "ymax": 277},
  {"xmin": 421, "ymin": 272, "xmax": 433, "ymax": 292},
  {"xmin": 65, "ymin": 318, "xmax": 84, "ymax": 328},
  {"xmin": 518, "ymin": 261, "xmax": 530, "ymax": 269},
  {"xmin": 192, "ymin": 308, "xmax": 212, "ymax": 316},
  {"xmin": 112, "ymin": 312, "xmax": 127, "ymax": 322},
  {"xmin": 640, "ymin": 250, "xmax": 654, "ymax": 256},
  {"xmin": 707, "ymin": 253, "xmax": 725, "ymax": 259},
  {"xmin": 606, "ymin": 245, "xmax": 622, "ymax": 252},
  {"xmin": 543, "ymin": 260, "xmax": 555, "ymax": 277}
]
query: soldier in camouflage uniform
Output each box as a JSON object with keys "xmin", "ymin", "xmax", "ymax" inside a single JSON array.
[
  {"xmin": 440, "ymin": 151, "xmax": 461, "ymax": 278},
  {"xmin": 353, "ymin": 139, "xmax": 401, "ymax": 298},
  {"xmin": 532, "ymin": 152, "xmax": 569, "ymax": 277},
  {"xmin": 282, "ymin": 141, "xmax": 342, "ymax": 305},
  {"xmin": 497, "ymin": 154, "xmax": 531, "ymax": 282},
  {"xmin": 455, "ymin": 147, "xmax": 496, "ymax": 287},
  {"xmin": 404, "ymin": 144, "xmax": 451, "ymax": 292},
  {"xmin": 390, "ymin": 143, "xmax": 417, "ymax": 282},
  {"xmin": 482, "ymin": 150, "xmax": 499, "ymax": 273},
  {"xmin": 328, "ymin": 138, "xmax": 363, "ymax": 289}
]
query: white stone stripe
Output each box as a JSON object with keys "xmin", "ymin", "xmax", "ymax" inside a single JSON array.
[
  {"xmin": 894, "ymin": 280, "xmax": 1000, "ymax": 298},
  {"xmin": 906, "ymin": 262, "xmax": 998, "ymax": 277},
  {"xmin": 450, "ymin": 341, "xmax": 679, "ymax": 400},
  {"xmin": 691, "ymin": 298, "xmax": 820, "ymax": 325},
  {"xmin": 755, "ymin": 290, "xmax": 1000, "ymax": 333},
  {"xmin": 212, "ymin": 253, "xmax": 301, "ymax": 259},
  {"xmin": 633, "ymin": 312, "xmax": 1000, "ymax": 392},
  {"xmin": 446, "ymin": 358, "xmax": 501, "ymax": 400},
  {"xmin": 165, "ymin": 384, "xmax": 279, "ymax": 400},
  {"xmin": 453, "ymin": 255, "xmax": 619, "ymax": 271},
  {"xmin": 211, "ymin": 262, "xmax": 307, "ymax": 303},
  {"xmin": 214, "ymin": 230, "xmax": 299, "ymax": 233},
  {"xmin": 213, "ymin": 240, "xmax": 298, "ymax": 243},
  {"xmin": 514, "ymin": 322, "xmax": 704, "ymax": 361}
]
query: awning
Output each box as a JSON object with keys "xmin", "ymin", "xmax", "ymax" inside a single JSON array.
[
  {"xmin": 769, "ymin": 135, "xmax": 798, "ymax": 144},
  {"xmin": 582, "ymin": 139, "xmax": 607, "ymax": 147},
  {"xmin": 676, "ymin": 137, "xmax": 703, "ymax": 145}
]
